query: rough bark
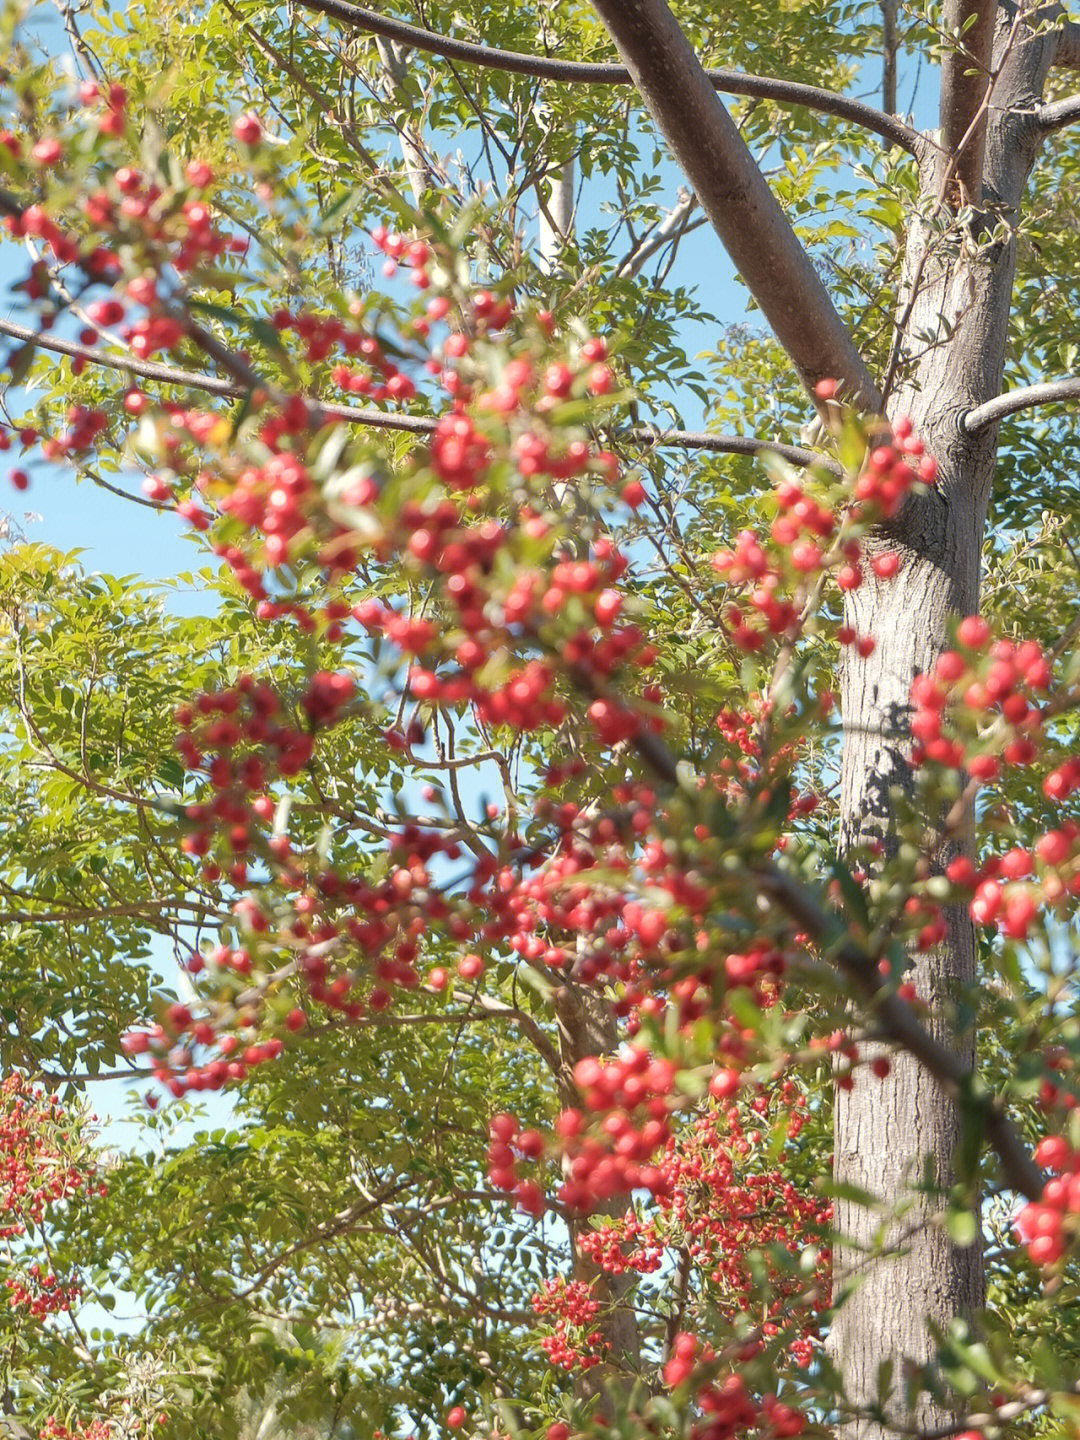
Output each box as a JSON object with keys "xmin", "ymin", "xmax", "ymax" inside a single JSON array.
[{"xmin": 831, "ymin": 12, "xmax": 1058, "ymax": 1435}]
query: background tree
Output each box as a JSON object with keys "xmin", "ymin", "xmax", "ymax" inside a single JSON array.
[{"xmin": 3, "ymin": 1, "xmax": 1080, "ymax": 1439}]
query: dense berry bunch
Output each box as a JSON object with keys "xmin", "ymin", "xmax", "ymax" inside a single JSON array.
[
  {"xmin": 663, "ymin": 1335, "xmax": 807, "ymax": 1440},
  {"xmin": 39, "ymin": 1420, "xmax": 113, "ymax": 1440},
  {"xmin": 909, "ymin": 627, "xmax": 1080, "ymax": 940},
  {"xmin": 0, "ymin": 1075, "xmax": 100, "ymax": 1236},
  {"xmin": 531, "ymin": 1278, "xmax": 608, "ymax": 1371},
  {"xmin": 573, "ymin": 1092, "xmax": 829, "ymax": 1369},
  {"xmin": 0, "ymin": 1076, "xmax": 101, "ymax": 1326},
  {"xmin": 710, "ymin": 404, "xmax": 936, "ymax": 657},
  {"xmin": 5, "ymin": 1262, "xmax": 81, "ymax": 1320}
]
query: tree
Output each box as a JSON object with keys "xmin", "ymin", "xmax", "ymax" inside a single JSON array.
[{"xmin": 2, "ymin": 0, "xmax": 1080, "ymax": 1437}]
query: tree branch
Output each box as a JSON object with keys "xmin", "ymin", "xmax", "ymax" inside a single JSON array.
[
  {"xmin": 882, "ymin": 0, "xmax": 900, "ymax": 114},
  {"xmin": 1036, "ymin": 91, "xmax": 1080, "ymax": 131},
  {"xmin": 616, "ymin": 188, "xmax": 699, "ymax": 279},
  {"xmin": 0, "ymin": 901, "xmax": 213, "ymax": 924},
  {"xmin": 938, "ymin": 0, "xmax": 997, "ymax": 204},
  {"xmin": 450, "ymin": 989, "xmax": 561, "ymax": 1075},
  {"xmin": 754, "ymin": 863, "xmax": 1044, "ymax": 1202},
  {"xmin": 0, "ymin": 315, "xmax": 839, "ymax": 469},
  {"xmin": 962, "ymin": 375, "xmax": 1080, "ymax": 432},
  {"xmin": 584, "ymin": 0, "xmax": 882, "ymax": 411},
  {"xmin": 293, "ymin": 0, "xmax": 922, "ymax": 155}
]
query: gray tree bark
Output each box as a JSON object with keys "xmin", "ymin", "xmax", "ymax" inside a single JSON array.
[{"xmin": 830, "ymin": 12, "xmax": 1061, "ymax": 1434}]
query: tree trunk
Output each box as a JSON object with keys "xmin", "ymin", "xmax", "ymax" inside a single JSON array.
[{"xmin": 831, "ymin": 13, "xmax": 1056, "ymax": 1433}]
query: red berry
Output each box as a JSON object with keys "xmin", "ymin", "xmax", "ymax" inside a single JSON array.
[
  {"xmin": 516, "ymin": 1129, "xmax": 544, "ymax": 1158},
  {"xmin": 233, "ymin": 113, "xmax": 262, "ymax": 145},
  {"xmin": 32, "ymin": 137, "xmax": 62, "ymax": 165},
  {"xmin": 709, "ymin": 1068, "xmax": 739, "ymax": 1100},
  {"xmin": 957, "ymin": 615, "xmax": 991, "ymax": 649},
  {"xmin": 594, "ymin": 589, "xmax": 622, "ymax": 626},
  {"xmin": 837, "ymin": 563, "xmax": 862, "ymax": 591}
]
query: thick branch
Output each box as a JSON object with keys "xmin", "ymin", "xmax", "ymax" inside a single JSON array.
[
  {"xmin": 1037, "ymin": 92, "xmax": 1080, "ymax": 131},
  {"xmin": 938, "ymin": 0, "xmax": 996, "ymax": 204},
  {"xmin": 962, "ymin": 375, "xmax": 1080, "ymax": 431},
  {"xmin": 295, "ymin": 0, "xmax": 921, "ymax": 154},
  {"xmin": 0, "ymin": 901, "xmax": 211, "ymax": 923},
  {"xmin": 0, "ymin": 314, "xmax": 434, "ymax": 434},
  {"xmin": 0, "ymin": 316, "xmax": 838, "ymax": 469},
  {"xmin": 449, "ymin": 989, "xmax": 561, "ymax": 1075},
  {"xmin": 585, "ymin": 0, "xmax": 882, "ymax": 411}
]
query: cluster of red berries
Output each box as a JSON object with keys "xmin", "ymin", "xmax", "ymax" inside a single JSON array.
[
  {"xmin": 910, "ymin": 619, "xmax": 1050, "ymax": 775},
  {"xmin": 709, "ymin": 411, "xmax": 934, "ymax": 656},
  {"xmin": 0, "ymin": 1077, "xmax": 102, "ymax": 1326},
  {"xmin": 908, "ymin": 623, "xmax": 1080, "ymax": 939},
  {"xmin": 274, "ymin": 302, "xmax": 426, "ymax": 402},
  {"xmin": 36, "ymin": 404, "xmax": 109, "ymax": 460},
  {"xmin": 0, "ymin": 1076, "xmax": 101, "ymax": 1239},
  {"xmin": 173, "ymin": 677, "xmax": 318, "ymax": 834},
  {"xmin": 663, "ymin": 1339, "xmax": 807, "ymax": 1440},
  {"xmin": 485, "ymin": 1112, "xmax": 547, "ymax": 1217},
  {"xmin": 1015, "ymin": 1135, "xmax": 1080, "ymax": 1265},
  {"xmin": 39, "ymin": 1419, "xmax": 113, "ymax": 1440},
  {"xmin": 575, "ymin": 1095, "xmax": 828, "ymax": 1371},
  {"xmin": 7, "ymin": 142, "xmax": 240, "ymax": 312},
  {"xmin": 531, "ymin": 1277, "xmax": 608, "ymax": 1371},
  {"xmin": 849, "ymin": 414, "xmax": 937, "ymax": 515},
  {"xmin": 550, "ymin": 1049, "xmax": 676, "ymax": 1210},
  {"xmin": 5, "ymin": 1263, "xmax": 81, "ymax": 1320},
  {"xmin": 123, "ymin": 1019, "xmax": 287, "ymax": 1097}
]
